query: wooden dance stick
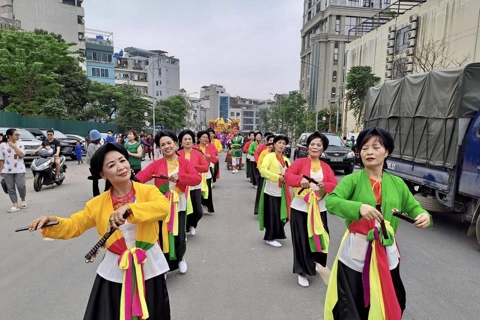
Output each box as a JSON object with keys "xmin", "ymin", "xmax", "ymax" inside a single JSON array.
[{"xmin": 15, "ymin": 221, "xmax": 59, "ymax": 232}]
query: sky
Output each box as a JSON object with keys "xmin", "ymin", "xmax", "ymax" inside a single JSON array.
[{"xmin": 83, "ymin": 0, "xmax": 303, "ymax": 100}]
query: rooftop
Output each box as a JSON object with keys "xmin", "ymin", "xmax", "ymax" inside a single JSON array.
[
  {"xmin": 124, "ymin": 47, "xmax": 168, "ymax": 58},
  {"xmin": 85, "ymin": 28, "xmax": 113, "ymax": 46}
]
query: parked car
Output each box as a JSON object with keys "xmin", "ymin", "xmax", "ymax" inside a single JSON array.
[
  {"xmin": 24, "ymin": 128, "xmax": 79, "ymax": 160},
  {"xmin": 0, "ymin": 127, "xmax": 42, "ymax": 164},
  {"xmin": 293, "ymin": 132, "xmax": 355, "ymax": 174}
]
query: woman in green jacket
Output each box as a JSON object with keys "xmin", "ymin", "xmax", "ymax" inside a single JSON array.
[
  {"xmin": 324, "ymin": 127, "xmax": 432, "ymax": 320},
  {"xmin": 124, "ymin": 130, "xmax": 143, "ymax": 175},
  {"xmin": 248, "ymin": 132, "xmax": 262, "ymax": 187}
]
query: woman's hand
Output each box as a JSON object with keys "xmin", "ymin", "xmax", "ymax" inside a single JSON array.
[
  {"xmin": 169, "ymin": 173, "xmax": 179, "ymax": 183},
  {"xmin": 204, "ymin": 154, "xmax": 211, "ymax": 159},
  {"xmin": 300, "ymin": 178, "xmax": 310, "ymax": 189},
  {"xmin": 29, "ymin": 216, "xmax": 57, "ymax": 231},
  {"xmin": 109, "ymin": 205, "xmax": 130, "ymax": 230},
  {"xmin": 278, "ymin": 175, "xmax": 285, "ymax": 183},
  {"xmin": 360, "ymin": 204, "xmax": 383, "ymax": 223},
  {"xmin": 317, "ymin": 182, "xmax": 325, "ymax": 189},
  {"xmin": 413, "ymin": 213, "xmax": 431, "ymax": 228}
]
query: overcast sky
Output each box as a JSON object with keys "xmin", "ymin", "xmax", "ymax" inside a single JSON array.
[{"xmin": 83, "ymin": 0, "xmax": 303, "ymax": 100}]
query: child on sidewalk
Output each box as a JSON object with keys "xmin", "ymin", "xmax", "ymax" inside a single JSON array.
[{"xmin": 75, "ymin": 141, "xmax": 85, "ymax": 165}]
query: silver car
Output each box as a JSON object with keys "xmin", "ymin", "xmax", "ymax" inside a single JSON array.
[{"xmin": 0, "ymin": 127, "xmax": 42, "ymax": 163}]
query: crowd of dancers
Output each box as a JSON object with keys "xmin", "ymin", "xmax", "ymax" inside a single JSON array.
[{"xmin": 28, "ymin": 126, "xmax": 433, "ymax": 320}]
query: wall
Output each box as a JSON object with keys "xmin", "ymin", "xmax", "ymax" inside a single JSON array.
[{"xmin": 0, "ymin": 112, "xmax": 122, "ymax": 135}]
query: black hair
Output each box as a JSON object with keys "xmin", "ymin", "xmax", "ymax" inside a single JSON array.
[
  {"xmin": 273, "ymin": 134, "xmax": 289, "ymax": 146},
  {"xmin": 356, "ymin": 132, "xmax": 389, "ymax": 169},
  {"xmin": 3, "ymin": 128, "xmax": 16, "ymax": 142},
  {"xmin": 264, "ymin": 132, "xmax": 273, "ymax": 137},
  {"xmin": 248, "ymin": 131, "xmax": 255, "ymax": 136},
  {"xmin": 108, "ymin": 130, "xmax": 113, "ymax": 133},
  {"xmin": 306, "ymin": 131, "xmax": 329, "ymax": 151},
  {"xmin": 46, "ymin": 129, "xmax": 54, "ymax": 134},
  {"xmin": 197, "ymin": 130, "xmax": 211, "ymax": 143},
  {"xmin": 178, "ymin": 130, "xmax": 196, "ymax": 149},
  {"xmin": 155, "ymin": 130, "xmax": 178, "ymax": 148},
  {"xmin": 89, "ymin": 143, "xmax": 129, "ymax": 179}
]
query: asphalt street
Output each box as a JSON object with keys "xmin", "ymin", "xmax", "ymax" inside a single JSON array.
[{"xmin": 1, "ymin": 153, "xmax": 479, "ymax": 319}]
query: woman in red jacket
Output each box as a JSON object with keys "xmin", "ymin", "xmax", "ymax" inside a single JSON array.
[
  {"xmin": 135, "ymin": 130, "xmax": 201, "ymax": 274},
  {"xmin": 196, "ymin": 130, "xmax": 218, "ymax": 214},
  {"xmin": 178, "ymin": 130, "xmax": 209, "ymax": 236},
  {"xmin": 284, "ymin": 131, "xmax": 338, "ymax": 287}
]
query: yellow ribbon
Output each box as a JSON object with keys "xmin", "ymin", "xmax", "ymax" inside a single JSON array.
[
  {"xmin": 306, "ymin": 190, "xmax": 329, "ymax": 253},
  {"xmin": 162, "ymin": 189, "xmax": 180, "ymax": 254},
  {"xmin": 201, "ymin": 172, "xmax": 209, "ymax": 199}
]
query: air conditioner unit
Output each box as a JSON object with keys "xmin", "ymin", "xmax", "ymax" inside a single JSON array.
[
  {"xmin": 388, "ymin": 25, "xmax": 397, "ymax": 32},
  {"xmin": 406, "ymin": 56, "xmax": 414, "ymax": 64},
  {"xmin": 387, "ymin": 40, "xmax": 395, "ymax": 48},
  {"xmin": 410, "ymin": 14, "xmax": 418, "ymax": 22},
  {"xmin": 408, "ymin": 30, "xmax": 417, "ymax": 39},
  {"xmin": 388, "ymin": 33, "xmax": 396, "ymax": 40},
  {"xmin": 387, "ymin": 48, "xmax": 394, "ymax": 55},
  {"xmin": 386, "ymin": 63, "xmax": 393, "ymax": 70},
  {"xmin": 386, "ymin": 56, "xmax": 394, "ymax": 63},
  {"xmin": 410, "ymin": 22, "xmax": 418, "ymax": 30},
  {"xmin": 407, "ymin": 39, "xmax": 416, "ymax": 47},
  {"xmin": 406, "ymin": 48, "xmax": 415, "ymax": 55},
  {"xmin": 406, "ymin": 64, "xmax": 414, "ymax": 72},
  {"xmin": 385, "ymin": 71, "xmax": 392, "ymax": 78}
]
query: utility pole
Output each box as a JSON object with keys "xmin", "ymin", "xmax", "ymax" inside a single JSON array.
[{"xmin": 343, "ymin": 93, "xmax": 350, "ymax": 137}]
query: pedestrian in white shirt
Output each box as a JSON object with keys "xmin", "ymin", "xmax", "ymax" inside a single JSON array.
[{"xmin": 0, "ymin": 128, "xmax": 27, "ymax": 212}]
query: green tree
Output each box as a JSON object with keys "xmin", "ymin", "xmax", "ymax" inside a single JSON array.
[
  {"xmin": 0, "ymin": 29, "xmax": 79, "ymax": 116},
  {"xmin": 38, "ymin": 98, "xmax": 68, "ymax": 119},
  {"xmin": 87, "ymin": 81, "xmax": 121, "ymax": 121},
  {"xmin": 345, "ymin": 66, "xmax": 380, "ymax": 127},
  {"xmin": 258, "ymin": 108, "xmax": 272, "ymax": 132},
  {"xmin": 268, "ymin": 92, "xmax": 307, "ymax": 137},
  {"xmin": 156, "ymin": 95, "xmax": 189, "ymax": 132},
  {"xmin": 114, "ymin": 85, "xmax": 150, "ymax": 131}
]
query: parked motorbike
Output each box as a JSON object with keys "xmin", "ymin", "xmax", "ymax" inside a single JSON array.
[{"xmin": 31, "ymin": 150, "xmax": 67, "ymax": 192}]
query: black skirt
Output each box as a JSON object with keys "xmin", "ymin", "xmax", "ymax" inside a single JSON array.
[
  {"xmin": 159, "ymin": 210, "xmax": 187, "ymax": 271},
  {"xmin": 290, "ymin": 208, "xmax": 329, "ymax": 276},
  {"xmin": 332, "ymin": 261, "xmax": 406, "ymax": 320},
  {"xmin": 84, "ymin": 273, "xmax": 170, "ymax": 320},
  {"xmin": 246, "ymin": 158, "xmax": 251, "ymax": 178},
  {"xmin": 250, "ymin": 161, "xmax": 258, "ymax": 186},
  {"xmin": 263, "ymin": 193, "xmax": 286, "ymax": 241},
  {"xmin": 253, "ymin": 176, "xmax": 264, "ymax": 215},
  {"xmin": 201, "ymin": 178, "xmax": 214, "ymax": 213},
  {"xmin": 187, "ymin": 188, "xmax": 203, "ymax": 229}
]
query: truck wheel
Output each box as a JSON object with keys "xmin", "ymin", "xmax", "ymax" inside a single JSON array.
[
  {"xmin": 34, "ymin": 175, "xmax": 43, "ymax": 192},
  {"xmin": 344, "ymin": 166, "xmax": 354, "ymax": 175},
  {"xmin": 413, "ymin": 194, "xmax": 446, "ymax": 212}
]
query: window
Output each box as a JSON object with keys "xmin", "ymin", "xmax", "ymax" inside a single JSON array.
[
  {"xmin": 316, "ymin": 2, "xmax": 321, "ymax": 13},
  {"xmin": 244, "ymin": 118, "xmax": 254, "ymax": 125},
  {"xmin": 230, "ymin": 112, "xmax": 235, "ymax": 116},
  {"xmin": 156, "ymin": 91, "xmax": 159, "ymax": 97},
  {"xmin": 332, "ymin": 70, "xmax": 337, "ymax": 81},
  {"xmin": 243, "ymin": 111, "xmax": 254, "ymax": 117},
  {"xmin": 156, "ymin": 81, "xmax": 159, "ymax": 86},
  {"xmin": 92, "ymin": 68, "xmax": 99, "ymax": 77},
  {"xmin": 158, "ymin": 68, "xmax": 162, "ymax": 76},
  {"xmin": 100, "ymin": 69, "xmax": 109, "ymax": 78},
  {"xmin": 86, "ymin": 51, "xmax": 93, "ymax": 60},
  {"xmin": 335, "ymin": 16, "xmax": 341, "ymax": 35},
  {"xmin": 160, "ymin": 91, "xmax": 162, "ymax": 96},
  {"xmin": 236, "ymin": 113, "xmax": 241, "ymax": 117},
  {"xmin": 395, "ymin": 27, "xmax": 409, "ymax": 54},
  {"xmin": 92, "ymin": 67, "xmax": 109, "ymax": 78},
  {"xmin": 347, "ymin": 0, "xmax": 359, "ymax": 7},
  {"xmin": 393, "ymin": 58, "xmax": 407, "ymax": 79},
  {"xmin": 381, "ymin": 0, "xmax": 391, "ymax": 8},
  {"xmin": 345, "ymin": 16, "xmax": 357, "ymax": 36},
  {"xmin": 333, "ymin": 42, "xmax": 339, "ymax": 65},
  {"xmin": 363, "ymin": 0, "xmax": 373, "ymax": 7},
  {"xmin": 331, "ymin": 87, "xmax": 336, "ymax": 98}
]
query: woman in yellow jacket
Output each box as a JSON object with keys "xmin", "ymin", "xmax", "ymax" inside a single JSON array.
[
  {"xmin": 29, "ymin": 143, "xmax": 172, "ymax": 320},
  {"xmin": 258, "ymin": 135, "xmax": 291, "ymax": 247}
]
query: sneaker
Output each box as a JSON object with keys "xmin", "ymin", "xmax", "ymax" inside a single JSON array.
[
  {"xmin": 298, "ymin": 275, "xmax": 309, "ymax": 287},
  {"xmin": 20, "ymin": 201, "xmax": 28, "ymax": 209},
  {"xmin": 179, "ymin": 260, "xmax": 188, "ymax": 274},
  {"xmin": 265, "ymin": 240, "xmax": 282, "ymax": 247},
  {"xmin": 202, "ymin": 205, "xmax": 209, "ymax": 214},
  {"xmin": 7, "ymin": 207, "xmax": 20, "ymax": 213},
  {"xmin": 232, "ymin": 170, "xmax": 236, "ymax": 174},
  {"xmin": 316, "ymin": 264, "xmax": 319, "ymax": 273},
  {"xmin": 189, "ymin": 226, "xmax": 196, "ymax": 236}
]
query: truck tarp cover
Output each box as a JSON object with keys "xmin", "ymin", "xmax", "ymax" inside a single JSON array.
[{"xmin": 364, "ymin": 63, "xmax": 480, "ymax": 169}]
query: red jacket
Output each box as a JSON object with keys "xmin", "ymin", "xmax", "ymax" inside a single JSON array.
[
  {"xmin": 284, "ymin": 158, "xmax": 338, "ymax": 193},
  {"xmin": 254, "ymin": 143, "xmax": 267, "ymax": 163},
  {"xmin": 178, "ymin": 149, "xmax": 209, "ymax": 173},
  {"xmin": 194, "ymin": 144, "xmax": 218, "ymax": 164},
  {"xmin": 243, "ymin": 140, "xmax": 253, "ymax": 153},
  {"xmin": 135, "ymin": 157, "xmax": 201, "ymax": 192}
]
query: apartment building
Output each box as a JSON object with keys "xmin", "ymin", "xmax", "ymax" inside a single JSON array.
[
  {"xmin": 229, "ymin": 97, "xmax": 266, "ymax": 131},
  {"xmin": 114, "ymin": 47, "xmax": 153, "ymax": 95},
  {"xmin": 300, "ymin": 0, "xmax": 386, "ymax": 111},
  {"xmin": 148, "ymin": 54, "xmax": 180, "ymax": 101},
  {"xmin": 85, "ymin": 29, "xmax": 114, "ymax": 85},
  {"xmin": 201, "ymin": 84, "xmax": 230, "ymax": 121},
  {"xmin": 0, "ymin": 0, "xmax": 20, "ymax": 29},
  {"xmin": 12, "ymin": 0, "xmax": 85, "ymax": 50}
]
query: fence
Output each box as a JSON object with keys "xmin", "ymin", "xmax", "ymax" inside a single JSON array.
[{"xmin": 0, "ymin": 111, "xmax": 122, "ymax": 135}]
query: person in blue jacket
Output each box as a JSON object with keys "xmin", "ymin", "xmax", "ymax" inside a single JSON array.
[{"xmin": 74, "ymin": 141, "xmax": 85, "ymax": 165}]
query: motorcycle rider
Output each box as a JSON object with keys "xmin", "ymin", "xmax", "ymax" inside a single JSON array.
[{"xmin": 34, "ymin": 129, "xmax": 61, "ymax": 183}]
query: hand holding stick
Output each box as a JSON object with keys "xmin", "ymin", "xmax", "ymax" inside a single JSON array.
[
  {"xmin": 297, "ymin": 175, "xmax": 320, "ymax": 195},
  {"xmin": 376, "ymin": 204, "xmax": 389, "ymax": 239},
  {"xmin": 16, "ymin": 221, "xmax": 59, "ymax": 232}
]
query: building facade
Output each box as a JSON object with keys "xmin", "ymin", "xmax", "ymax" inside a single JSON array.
[
  {"xmin": 12, "ymin": 0, "xmax": 85, "ymax": 50},
  {"xmin": 85, "ymin": 29, "xmax": 114, "ymax": 85},
  {"xmin": 148, "ymin": 54, "xmax": 181, "ymax": 101},
  {"xmin": 229, "ymin": 97, "xmax": 266, "ymax": 131},
  {"xmin": 344, "ymin": 0, "xmax": 478, "ymax": 131},
  {"xmin": 300, "ymin": 0, "xmax": 385, "ymax": 112},
  {"xmin": 0, "ymin": 0, "xmax": 20, "ymax": 29},
  {"xmin": 201, "ymin": 84, "xmax": 228, "ymax": 121},
  {"xmin": 114, "ymin": 47, "xmax": 153, "ymax": 95}
]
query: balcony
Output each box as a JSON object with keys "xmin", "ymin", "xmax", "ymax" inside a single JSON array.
[
  {"xmin": 0, "ymin": 17, "xmax": 21, "ymax": 30},
  {"xmin": 328, "ymin": 0, "xmax": 380, "ymax": 8}
]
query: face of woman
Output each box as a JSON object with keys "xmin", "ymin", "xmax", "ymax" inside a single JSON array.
[
  {"xmin": 255, "ymin": 134, "xmax": 262, "ymax": 142},
  {"xmin": 274, "ymin": 139, "xmax": 286, "ymax": 153},
  {"xmin": 100, "ymin": 151, "xmax": 131, "ymax": 184},
  {"xmin": 209, "ymin": 132, "xmax": 215, "ymax": 140},
  {"xmin": 182, "ymin": 134, "xmax": 193, "ymax": 149},
  {"xmin": 160, "ymin": 136, "xmax": 177, "ymax": 157},
  {"xmin": 127, "ymin": 132, "xmax": 135, "ymax": 141},
  {"xmin": 9, "ymin": 130, "xmax": 19, "ymax": 142},
  {"xmin": 249, "ymin": 133, "xmax": 255, "ymax": 141},
  {"xmin": 360, "ymin": 136, "xmax": 389, "ymax": 169},
  {"xmin": 266, "ymin": 138, "xmax": 274, "ymax": 151},
  {"xmin": 199, "ymin": 134, "xmax": 209, "ymax": 146},
  {"xmin": 308, "ymin": 138, "xmax": 324, "ymax": 159}
]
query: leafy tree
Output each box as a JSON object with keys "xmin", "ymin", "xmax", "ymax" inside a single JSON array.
[
  {"xmin": 38, "ymin": 98, "xmax": 68, "ymax": 119},
  {"xmin": 114, "ymin": 85, "xmax": 151, "ymax": 131},
  {"xmin": 257, "ymin": 108, "xmax": 272, "ymax": 132},
  {"xmin": 87, "ymin": 81, "xmax": 121, "ymax": 121},
  {"xmin": 155, "ymin": 95, "xmax": 189, "ymax": 132},
  {"xmin": 345, "ymin": 66, "xmax": 380, "ymax": 127},
  {"xmin": 0, "ymin": 29, "xmax": 79, "ymax": 116}
]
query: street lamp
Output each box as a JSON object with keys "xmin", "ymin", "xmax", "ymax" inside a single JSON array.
[{"xmin": 300, "ymin": 60, "xmax": 324, "ymax": 131}]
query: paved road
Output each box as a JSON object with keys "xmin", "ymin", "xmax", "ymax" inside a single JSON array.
[{"xmin": 1, "ymin": 154, "xmax": 479, "ymax": 319}]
